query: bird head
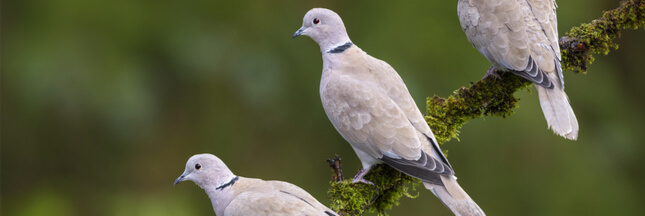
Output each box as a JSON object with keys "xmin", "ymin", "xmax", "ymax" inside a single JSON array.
[
  {"xmin": 174, "ymin": 153, "xmax": 235, "ymax": 189},
  {"xmin": 292, "ymin": 8, "xmax": 351, "ymax": 52}
]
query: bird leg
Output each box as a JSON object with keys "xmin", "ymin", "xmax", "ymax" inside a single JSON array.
[
  {"xmin": 351, "ymin": 168, "xmax": 375, "ymax": 185},
  {"xmin": 483, "ymin": 65, "xmax": 502, "ymax": 80}
]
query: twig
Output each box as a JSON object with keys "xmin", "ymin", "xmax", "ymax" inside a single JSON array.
[{"xmin": 327, "ymin": 155, "xmax": 344, "ymax": 182}]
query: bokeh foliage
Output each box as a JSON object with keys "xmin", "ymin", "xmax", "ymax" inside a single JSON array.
[{"xmin": 2, "ymin": 0, "xmax": 645, "ymax": 216}]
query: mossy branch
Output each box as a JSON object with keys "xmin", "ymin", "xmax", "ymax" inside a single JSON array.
[
  {"xmin": 561, "ymin": 0, "xmax": 645, "ymax": 73},
  {"xmin": 326, "ymin": 1, "xmax": 644, "ymax": 215},
  {"xmin": 327, "ymin": 162, "xmax": 421, "ymax": 216},
  {"xmin": 428, "ymin": 0, "xmax": 644, "ymax": 145}
]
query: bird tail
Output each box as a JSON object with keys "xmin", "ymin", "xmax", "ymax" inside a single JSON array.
[
  {"xmin": 536, "ymin": 85, "xmax": 579, "ymax": 140},
  {"xmin": 424, "ymin": 175, "xmax": 485, "ymax": 216}
]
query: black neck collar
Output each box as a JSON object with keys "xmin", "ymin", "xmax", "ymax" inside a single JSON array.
[
  {"xmin": 327, "ymin": 42, "xmax": 353, "ymax": 54},
  {"xmin": 215, "ymin": 176, "xmax": 239, "ymax": 190}
]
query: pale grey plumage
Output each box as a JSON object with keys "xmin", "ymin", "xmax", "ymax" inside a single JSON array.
[
  {"xmin": 175, "ymin": 154, "xmax": 337, "ymax": 216},
  {"xmin": 294, "ymin": 8, "xmax": 484, "ymax": 215},
  {"xmin": 458, "ymin": 0, "xmax": 579, "ymax": 140}
]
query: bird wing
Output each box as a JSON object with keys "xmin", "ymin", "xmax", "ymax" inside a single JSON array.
[
  {"xmin": 266, "ymin": 180, "xmax": 337, "ymax": 215},
  {"xmin": 224, "ymin": 178, "xmax": 336, "ymax": 216},
  {"xmin": 224, "ymin": 191, "xmax": 330, "ymax": 215},
  {"xmin": 321, "ymin": 51, "xmax": 453, "ymax": 184},
  {"xmin": 368, "ymin": 55, "xmax": 454, "ymax": 169},
  {"xmin": 526, "ymin": 0, "xmax": 564, "ymax": 87},
  {"xmin": 458, "ymin": 0, "xmax": 559, "ymax": 88}
]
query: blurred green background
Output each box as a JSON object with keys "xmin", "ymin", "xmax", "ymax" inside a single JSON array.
[{"xmin": 2, "ymin": 0, "xmax": 644, "ymax": 215}]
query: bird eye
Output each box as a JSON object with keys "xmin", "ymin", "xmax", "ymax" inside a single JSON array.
[
  {"xmin": 313, "ymin": 18, "xmax": 320, "ymax": 25},
  {"xmin": 195, "ymin": 163, "xmax": 202, "ymax": 170}
]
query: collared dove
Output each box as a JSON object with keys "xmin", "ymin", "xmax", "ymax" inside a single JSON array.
[
  {"xmin": 174, "ymin": 153, "xmax": 337, "ymax": 216},
  {"xmin": 293, "ymin": 8, "xmax": 485, "ymax": 216},
  {"xmin": 458, "ymin": 0, "xmax": 579, "ymax": 140}
]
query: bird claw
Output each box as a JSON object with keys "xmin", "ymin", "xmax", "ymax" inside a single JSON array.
[
  {"xmin": 351, "ymin": 178, "xmax": 375, "ymax": 185},
  {"xmin": 351, "ymin": 168, "xmax": 375, "ymax": 185},
  {"xmin": 483, "ymin": 66, "xmax": 502, "ymax": 80}
]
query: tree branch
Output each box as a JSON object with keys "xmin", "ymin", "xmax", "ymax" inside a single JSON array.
[
  {"xmin": 326, "ymin": 1, "xmax": 645, "ymax": 215},
  {"xmin": 427, "ymin": 0, "xmax": 644, "ymax": 145},
  {"xmin": 561, "ymin": 0, "xmax": 645, "ymax": 73}
]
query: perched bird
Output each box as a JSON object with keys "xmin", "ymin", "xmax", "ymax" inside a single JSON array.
[
  {"xmin": 174, "ymin": 153, "xmax": 337, "ymax": 216},
  {"xmin": 458, "ymin": 0, "xmax": 579, "ymax": 140},
  {"xmin": 293, "ymin": 8, "xmax": 485, "ymax": 215}
]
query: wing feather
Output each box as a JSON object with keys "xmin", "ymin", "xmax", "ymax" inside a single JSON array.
[
  {"xmin": 321, "ymin": 50, "xmax": 455, "ymax": 181},
  {"xmin": 458, "ymin": 0, "xmax": 562, "ymax": 88}
]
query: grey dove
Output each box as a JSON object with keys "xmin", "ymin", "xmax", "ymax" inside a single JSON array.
[
  {"xmin": 174, "ymin": 153, "xmax": 337, "ymax": 216},
  {"xmin": 293, "ymin": 8, "xmax": 485, "ymax": 216},
  {"xmin": 458, "ymin": 0, "xmax": 579, "ymax": 140}
]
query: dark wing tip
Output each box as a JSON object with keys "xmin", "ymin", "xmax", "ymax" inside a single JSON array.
[
  {"xmin": 512, "ymin": 56, "xmax": 554, "ymax": 89},
  {"xmin": 380, "ymin": 151, "xmax": 453, "ymax": 185}
]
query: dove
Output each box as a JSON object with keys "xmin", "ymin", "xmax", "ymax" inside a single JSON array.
[
  {"xmin": 174, "ymin": 153, "xmax": 337, "ymax": 216},
  {"xmin": 458, "ymin": 0, "xmax": 579, "ymax": 140},
  {"xmin": 293, "ymin": 8, "xmax": 485, "ymax": 215}
]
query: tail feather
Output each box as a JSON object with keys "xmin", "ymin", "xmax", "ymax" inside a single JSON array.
[
  {"xmin": 536, "ymin": 85, "xmax": 579, "ymax": 140},
  {"xmin": 424, "ymin": 176, "xmax": 485, "ymax": 216}
]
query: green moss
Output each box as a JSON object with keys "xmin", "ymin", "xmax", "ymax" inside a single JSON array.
[
  {"xmin": 426, "ymin": 73, "xmax": 532, "ymax": 145},
  {"xmin": 327, "ymin": 164, "xmax": 420, "ymax": 216},
  {"xmin": 562, "ymin": 0, "xmax": 645, "ymax": 73}
]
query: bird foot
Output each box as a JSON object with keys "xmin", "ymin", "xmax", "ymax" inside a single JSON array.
[
  {"xmin": 483, "ymin": 66, "xmax": 502, "ymax": 80},
  {"xmin": 352, "ymin": 178, "xmax": 375, "ymax": 185},
  {"xmin": 351, "ymin": 168, "xmax": 375, "ymax": 185}
]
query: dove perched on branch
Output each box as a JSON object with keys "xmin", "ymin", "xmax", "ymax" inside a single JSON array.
[
  {"xmin": 458, "ymin": 0, "xmax": 579, "ymax": 140},
  {"xmin": 293, "ymin": 8, "xmax": 485, "ymax": 216},
  {"xmin": 175, "ymin": 153, "xmax": 337, "ymax": 216}
]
